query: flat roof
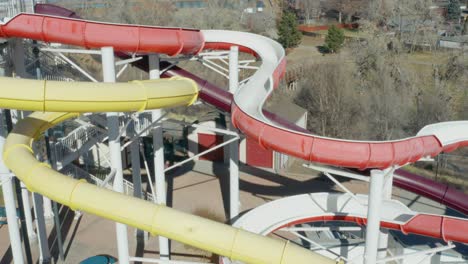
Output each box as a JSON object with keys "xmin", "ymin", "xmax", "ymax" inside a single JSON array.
[{"xmin": 264, "ymin": 97, "xmax": 307, "ymax": 124}]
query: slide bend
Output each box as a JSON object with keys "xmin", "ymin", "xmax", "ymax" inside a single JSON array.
[
  {"xmin": 34, "ymin": 4, "xmax": 468, "ymax": 215},
  {"xmin": 0, "ymin": 14, "xmax": 337, "ymax": 264}
]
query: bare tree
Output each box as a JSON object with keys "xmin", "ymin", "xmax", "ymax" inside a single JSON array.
[
  {"xmin": 244, "ymin": 10, "xmax": 277, "ymax": 38},
  {"xmin": 297, "ymin": 0, "xmax": 321, "ymax": 24},
  {"xmin": 322, "ymin": 0, "xmax": 365, "ymax": 23},
  {"xmin": 350, "ymin": 32, "xmax": 415, "ymax": 140},
  {"xmin": 294, "ymin": 58, "xmax": 362, "ymax": 138},
  {"xmin": 170, "ymin": 2, "xmax": 244, "ymax": 30},
  {"xmin": 72, "ymin": 0, "xmax": 176, "ymax": 26}
]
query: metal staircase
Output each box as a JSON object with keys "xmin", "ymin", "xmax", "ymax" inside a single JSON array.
[
  {"xmin": 52, "ymin": 121, "xmax": 108, "ymax": 170},
  {"xmin": 24, "ymin": 45, "xmax": 76, "ymax": 81},
  {"xmin": 60, "ymin": 163, "xmax": 154, "ymax": 201},
  {"xmin": 18, "ymin": 37, "xmax": 158, "ymax": 202}
]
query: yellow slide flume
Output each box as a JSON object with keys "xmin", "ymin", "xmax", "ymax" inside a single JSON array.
[{"xmin": 1, "ymin": 77, "xmax": 337, "ymax": 264}]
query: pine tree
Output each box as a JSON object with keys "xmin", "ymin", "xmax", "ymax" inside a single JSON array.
[
  {"xmin": 325, "ymin": 25, "xmax": 345, "ymax": 53},
  {"xmin": 447, "ymin": 0, "xmax": 461, "ymax": 21},
  {"xmin": 277, "ymin": 11, "xmax": 302, "ymax": 49}
]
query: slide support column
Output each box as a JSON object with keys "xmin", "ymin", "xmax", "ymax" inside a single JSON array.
[
  {"xmin": 20, "ymin": 182, "xmax": 37, "ymax": 241},
  {"xmin": 148, "ymin": 54, "xmax": 170, "ymax": 260},
  {"xmin": 103, "ymin": 47, "xmax": 130, "ymax": 264},
  {"xmin": 228, "ymin": 46, "xmax": 240, "ymax": 219},
  {"xmin": 378, "ymin": 168, "xmax": 394, "ymax": 259},
  {"xmin": 0, "ymin": 111, "xmax": 25, "ymax": 264},
  {"xmin": 364, "ymin": 169, "xmax": 385, "ymax": 264}
]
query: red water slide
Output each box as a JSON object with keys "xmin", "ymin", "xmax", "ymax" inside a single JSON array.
[{"xmin": 2, "ymin": 8, "xmax": 466, "ymax": 245}]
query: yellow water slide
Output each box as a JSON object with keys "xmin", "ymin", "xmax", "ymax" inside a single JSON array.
[{"xmin": 1, "ymin": 77, "xmax": 336, "ymax": 264}]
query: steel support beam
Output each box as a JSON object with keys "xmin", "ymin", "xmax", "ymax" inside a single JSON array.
[
  {"xmin": 149, "ymin": 53, "xmax": 170, "ymax": 260},
  {"xmin": 102, "ymin": 47, "xmax": 130, "ymax": 264},
  {"xmin": 20, "ymin": 182, "xmax": 37, "ymax": 241},
  {"xmin": 363, "ymin": 169, "xmax": 386, "ymax": 264},
  {"xmin": 228, "ymin": 46, "xmax": 240, "ymax": 219},
  {"xmin": 378, "ymin": 168, "xmax": 395, "ymax": 259},
  {"xmin": 0, "ymin": 119, "xmax": 25, "ymax": 263}
]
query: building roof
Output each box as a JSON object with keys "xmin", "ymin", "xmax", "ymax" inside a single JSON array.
[{"xmin": 264, "ymin": 97, "xmax": 307, "ymax": 124}]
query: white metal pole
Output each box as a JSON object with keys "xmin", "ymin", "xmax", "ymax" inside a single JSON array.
[
  {"xmin": 20, "ymin": 182, "xmax": 37, "ymax": 241},
  {"xmin": 229, "ymin": 46, "xmax": 239, "ymax": 94},
  {"xmin": 364, "ymin": 169, "xmax": 385, "ymax": 264},
  {"xmin": 378, "ymin": 168, "xmax": 394, "ymax": 259},
  {"xmin": 28, "ymin": 0, "xmax": 35, "ymax": 13},
  {"xmin": 102, "ymin": 47, "xmax": 130, "ymax": 264},
  {"xmin": 382, "ymin": 169, "xmax": 394, "ymax": 200},
  {"xmin": 229, "ymin": 140, "xmax": 239, "ymax": 219},
  {"xmin": 228, "ymin": 46, "xmax": 240, "ymax": 219},
  {"xmin": 148, "ymin": 53, "xmax": 170, "ymax": 260},
  {"xmin": 0, "ymin": 125, "xmax": 25, "ymax": 264}
]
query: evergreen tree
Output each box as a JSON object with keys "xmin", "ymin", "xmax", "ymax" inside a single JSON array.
[
  {"xmin": 447, "ymin": 0, "xmax": 461, "ymax": 21},
  {"xmin": 277, "ymin": 11, "xmax": 302, "ymax": 49},
  {"xmin": 325, "ymin": 25, "xmax": 345, "ymax": 53}
]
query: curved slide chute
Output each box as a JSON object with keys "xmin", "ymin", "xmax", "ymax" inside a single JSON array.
[
  {"xmin": 394, "ymin": 169, "xmax": 468, "ymax": 215},
  {"xmin": 0, "ymin": 77, "xmax": 198, "ymax": 112},
  {"xmin": 159, "ymin": 64, "xmax": 468, "ymax": 215},
  {"xmin": 32, "ymin": 7, "xmax": 468, "ymax": 214},
  {"xmin": 227, "ymin": 193, "xmax": 468, "ymax": 244},
  {"xmin": 0, "ymin": 13, "xmax": 336, "ymax": 264},
  {"xmin": 197, "ymin": 31, "xmax": 468, "ymax": 170},
  {"xmin": 0, "ymin": 10, "xmax": 467, "ymax": 262},
  {"xmin": 0, "ymin": 13, "xmax": 204, "ymax": 55},
  {"xmin": 27, "ymin": 6, "xmax": 467, "ymax": 169},
  {"xmin": 221, "ymin": 193, "xmax": 468, "ymax": 263}
]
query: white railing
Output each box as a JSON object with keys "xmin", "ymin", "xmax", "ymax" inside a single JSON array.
[
  {"xmin": 135, "ymin": 112, "xmax": 153, "ymax": 133},
  {"xmin": 43, "ymin": 74, "xmax": 74, "ymax": 82},
  {"xmin": 0, "ymin": 1, "xmax": 32, "ymax": 19},
  {"xmin": 60, "ymin": 124, "xmax": 98, "ymax": 150},
  {"xmin": 54, "ymin": 122, "xmax": 103, "ymax": 161},
  {"xmin": 117, "ymin": 112, "xmax": 153, "ymax": 137},
  {"xmin": 24, "ymin": 42, "xmax": 76, "ymax": 80}
]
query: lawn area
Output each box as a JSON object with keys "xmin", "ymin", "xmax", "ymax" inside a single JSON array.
[
  {"xmin": 400, "ymin": 51, "xmax": 453, "ymax": 74},
  {"xmin": 0, "ymin": 188, "xmax": 3, "ymax": 206},
  {"xmin": 286, "ymin": 34, "xmax": 356, "ymax": 70},
  {"xmin": 312, "ymin": 28, "xmax": 368, "ymax": 39}
]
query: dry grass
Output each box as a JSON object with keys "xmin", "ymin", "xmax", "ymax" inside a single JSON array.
[
  {"xmin": 311, "ymin": 28, "xmax": 368, "ymax": 39},
  {"xmin": 400, "ymin": 51, "xmax": 452, "ymax": 74},
  {"xmin": 402, "ymin": 165, "xmax": 468, "ymax": 193}
]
